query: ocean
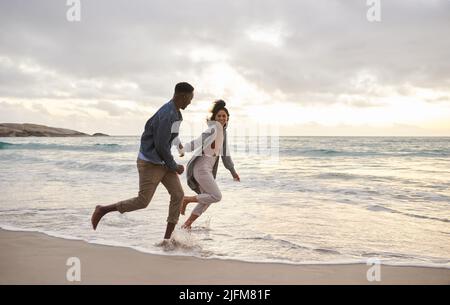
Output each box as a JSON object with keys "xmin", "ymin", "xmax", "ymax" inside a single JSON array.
[{"xmin": 0, "ymin": 136, "xmax": 449, "ymax": 268}]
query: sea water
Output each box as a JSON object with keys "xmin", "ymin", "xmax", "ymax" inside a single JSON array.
[{"xmin": 0, "ymin": 136, "xmax": 449, "ymax": 268}]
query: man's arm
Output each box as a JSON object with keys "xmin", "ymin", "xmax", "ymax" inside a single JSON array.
[
  {"xmin": 153, "ymin": 116, "xmax": 178, "ymax": 171},
  {"xmin": 172, "ymin": 136, "xmax": 185, "ymax": 157}
]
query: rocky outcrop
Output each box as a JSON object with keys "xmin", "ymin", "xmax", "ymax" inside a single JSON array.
[
  {"xmin": 92, "ymin": 133, "xmax": 109, "ymax": 137},
  {"xmin": 0, "ymin": 123, "xmax": 106, "ymax": 137}
]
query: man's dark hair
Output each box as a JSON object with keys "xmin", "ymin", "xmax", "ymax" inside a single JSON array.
[{"xmin": 174, "ymin": 82, "xmax": 194, "ymax": 94}]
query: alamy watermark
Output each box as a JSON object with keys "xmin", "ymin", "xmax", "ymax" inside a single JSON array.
[
  {"xmin": 66, "ymin": 0, "xmax": 81, "ymax": 22},
  {"xmin": 367, "ymin": 0, "xmax": 382, "ymax": 22},
  {"xmin": 172, "ymin": 121, "xmax": 280, "ymax": 163},
  {"xmin": 65, "ymin": 1, "xmax": 381, "ymax": 23},
  {"xmin": 66, "ymin": 256, "xmax": 81, "ymax": 282},
  {"xmin": 366, "ymin": 258, "xmax": 381, "ymax": 282}
]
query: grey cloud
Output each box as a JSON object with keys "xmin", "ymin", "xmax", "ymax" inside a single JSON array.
[
  {"xmin": 425, "ymin": 95, "xmax": 450, "ymax": 104},
  {"xmin": 31, "ymin": 102, "xmax": 51, "ymax": 115},
  {"xmin": 230, "ymin": 0, "xmax": 450, "ymax": 99},
  {"xmin": 1, "ymin": 0, "xmax": 449, "ymax": 108},
  {"xmin": 94, "ymin": 100, "xmax": 140, "ymax": 117},
  {"xmin": 0, "ymin": 100, "xmax": 143, "ymax": 135},
  {"xmin": 0, "ymin": 100, "xmax": 56, "ymax": 124}
]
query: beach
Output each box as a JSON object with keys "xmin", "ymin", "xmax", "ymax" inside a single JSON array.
[
  {"xmin": 1, "ymin": 229, "xmax": 448, "ymax": 285},
  {"xmin": 1, "ymin": 136, "xmax": 449, "ymax": 285},
  {"xmin": 1, "ymin": 136, "xmax": 449, "ymax": 268}
]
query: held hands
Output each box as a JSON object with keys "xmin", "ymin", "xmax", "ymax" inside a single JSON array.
[
  {"xmin": 232, "ymin": 173, "xmax": 240, "ymax": 182},
  {"xmin": 177, "ymin": 143, "xmax": 185, "ymax": 157},
  {"xmin": 176, "ymin": 164, "xmax": 185, "ymax": 175}
]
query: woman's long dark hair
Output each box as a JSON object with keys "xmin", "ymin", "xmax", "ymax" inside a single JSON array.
[{"xmin": 209, "ymin": 100, "xmax": 230, "ymax": 125}]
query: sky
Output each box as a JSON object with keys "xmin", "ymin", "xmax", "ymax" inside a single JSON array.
[{"xmin": 1, "ymin": 0, "xmax": 449, "ymax": 136}]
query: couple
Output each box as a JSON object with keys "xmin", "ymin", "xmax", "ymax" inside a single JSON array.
[{"xmin": 91, "ymin": 82, "xmax": 240, "ymax": 240}]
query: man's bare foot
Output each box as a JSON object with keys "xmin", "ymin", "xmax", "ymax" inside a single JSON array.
[
  {"xmin": 91, "ymin": 205, "xmax": 105, "ymax": 230},
  {"xmin": 180, "ymin": 197, "xmax": 192, "ymax": 215},
  {"xmin": 156, "ymin": 239, "xmax": 175, "ymax": 251}
]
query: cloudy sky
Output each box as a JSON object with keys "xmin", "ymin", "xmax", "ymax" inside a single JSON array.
[{"xmin": 1, "ymin": 0, "xmax": 449, "ymax": 136}]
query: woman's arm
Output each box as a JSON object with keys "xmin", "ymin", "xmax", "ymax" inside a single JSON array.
[
  {"xmin": 221, "ymin": 134, "xmax": 240, "ymax": 181},
  {"xmin": 183, "ymin": 126, "xmax": 217, "ymax": 154},
  {"xmin": 222, "ymin": 155, "xmax": 237, "ymax": 174}
]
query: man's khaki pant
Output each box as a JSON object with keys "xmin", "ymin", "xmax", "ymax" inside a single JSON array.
[{"xmin": 116, "ymin": 159, "xmax": 184, "ymax": 224}]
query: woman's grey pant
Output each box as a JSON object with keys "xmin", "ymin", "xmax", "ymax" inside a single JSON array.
[{"xmin": 192, "ymin": 155, "xmax": 222, "ymax": 216}]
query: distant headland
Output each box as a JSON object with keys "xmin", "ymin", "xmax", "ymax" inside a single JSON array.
[{"xmin": 0, "ymin": 123, "xmax": 109, "ymax": 137}]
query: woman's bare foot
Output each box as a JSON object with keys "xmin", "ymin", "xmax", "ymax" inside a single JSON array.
[
  {"xmin": 91, "ymin": 205, "xmax": 105, "ymax": 230},
  {"xmin": 182, "ymin": 214, "xmax": 199, "ymax": 230},
  {"xmin": 180, "ymin": 196, "xmax": 196, "ymax": 215},
  {"xmin": 181, "ymin": 223, "xmax": 192, "ymax": 230}
]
